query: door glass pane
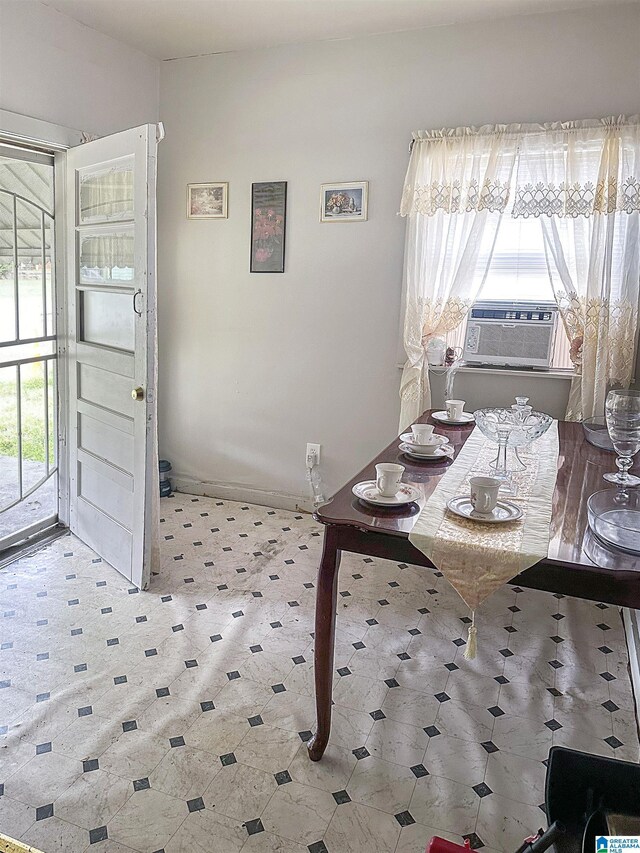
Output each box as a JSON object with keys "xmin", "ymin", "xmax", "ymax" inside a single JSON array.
[
  {"xmin": 0, "ymin": 365, "xmax": 19, "ymax": 510},
  {"xmin": 20, "ymin": 361, "xmax": 47, "ymax": 494},
  {"xmin": 79, "ymin": 161, "xmax": 134, "ymax": 223},
  {"xmin": 0, "ymin": 156, "xmax": 53, "ymax": 216},
  {"xmin": 0, "ymin": 341, "xmax": 55, "ymax": 364},
  {"xmin": 0, "ymin": 259, "xmax": 15, "ymax": 343},
  {"xmin": 0, "ymin": 474, "xmax": 57, "ymax": 540},
  {"xmin": 47, "ymin": 360, "xmax": 56, "ymax": 470},
  {"xmin": 0, "ymin": 191, "xmax": 16, "ymax": 343},
  {"xmin": 81, "ymin": 290, "xmax": 134, "ymax": 351},
  {"xmin": 79, "ymin": 230, "xmax": 134, "ymax": 284},
  {"xmin": 44, "ymin": 215, "xmax": 55, "ymax": 335},
  {"xmin": 17, "ymin": 198, "xmax": 45, "ymax": 340}
]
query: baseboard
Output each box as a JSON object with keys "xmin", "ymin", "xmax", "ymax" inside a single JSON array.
[{"xmin": 172, "ymin": 475, "xmax": 314, "ymax": 514}]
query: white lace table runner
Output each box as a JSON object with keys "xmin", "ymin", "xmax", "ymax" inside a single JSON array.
[{"xmin": 409, "ymin": 422, "xmax": 559, "ymax": 657}]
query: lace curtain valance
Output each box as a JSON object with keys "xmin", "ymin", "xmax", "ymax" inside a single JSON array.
[{"xmin": 401, "ymin": 117, "xmax": 640, "ymax": 219}]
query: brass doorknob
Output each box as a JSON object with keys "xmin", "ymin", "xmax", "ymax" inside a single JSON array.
[{"xmin": 132, "ymin": 387, "xmax": 144, "ymax": 401}]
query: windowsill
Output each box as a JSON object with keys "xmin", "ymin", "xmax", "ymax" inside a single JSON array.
[
  {"xmin": 396, "ymin": 364, "xmax": 574, "ymax": 381},
  {"xmin": 442, "ymin": 365, "xmax": 574, "ymax": 381}
]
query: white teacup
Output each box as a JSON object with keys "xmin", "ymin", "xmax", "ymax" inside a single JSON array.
[
  {"xmin": 375, "ymin": 463, "xmax": 405, "ymax": 497},
  {"xmin": 469, "ymin": 476, "xmax": 501, "ymax": 514},
  {"xmin": 445, "ymin": 399, "xmax": 465, "ymax": 421},
  {"xmin": 411, "ymin": 424, "xmax": 434, "ymax": 444}
]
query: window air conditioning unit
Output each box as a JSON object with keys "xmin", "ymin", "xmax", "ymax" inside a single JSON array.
[{"xmin": 462, "ymin": 300, "xmax": 558, "ymax": 370}]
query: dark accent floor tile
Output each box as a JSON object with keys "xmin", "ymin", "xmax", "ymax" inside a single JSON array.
[
  {"xmin": 36, "ymin": 803, "xmax": 54, "ymax": 820},
  {"xmin": 89, "ymin": 826, "xmax": 108, "ymax": 844},
  {"xmin": 187, "ymin": 796, "xmax": 205, "ymax": 812},
  {"xmin": 244, "ymin": 819, "xmax": 264, "ymax": 835},
  {"xmin": 332, "ymin": 790, "xmax": 351, "ymax": 805},
  {"xmin": 463, "ymin": 832, "xmax": 485, "ymax": 850},
  {"xmin": 274, "ymin": 770, "xmax": 292, "ymax": 785}
]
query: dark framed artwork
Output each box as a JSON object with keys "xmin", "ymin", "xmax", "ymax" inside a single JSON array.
[{"xmin": 250, "ymin": 181, "xmax": 287, "ymax": 273}]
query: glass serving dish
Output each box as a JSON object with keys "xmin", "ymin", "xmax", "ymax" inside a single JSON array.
[
  {"xmin": 474, "ymin": 407, "xmax": 554, "ymax": 475},
  {"xmin": 587, "ymin": 488, "xmax": 640, "ymax": 555},
  {"xmin": 582, "ymin": 417, "xmax": 614, "ymax": 452}
]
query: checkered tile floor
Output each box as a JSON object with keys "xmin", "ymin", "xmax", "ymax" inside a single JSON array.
[{"xmin": 0, "ymin": 492, "xmax": 638, "ymax": 853}]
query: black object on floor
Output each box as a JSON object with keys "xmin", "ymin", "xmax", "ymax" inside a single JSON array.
[
  {"xmin": 159, "ymin": 458, "xmax": 172, "ymax": 497},
  {"xmin": 545, "ymin": 746, "xmax": 640, "ymax": 853}
]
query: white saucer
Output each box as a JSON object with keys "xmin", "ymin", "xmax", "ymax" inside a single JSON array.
[
  {"xmin": 352, "ymin": 480, "xmax": 421, "ymax": 507},
  {"xmin": 446, "ymin": 495, "xmax": 523, "ymax": 523},
  {"xmin": 399, "ymin": 442, "xmax": 454, "ymax": 461},
  {"xmin": 399, "ymin": 433, "xmax": 449, "ymax": 453},
  {"xmin": 432, "ymin": 411, "xmax": 475, "ymax": 425}
]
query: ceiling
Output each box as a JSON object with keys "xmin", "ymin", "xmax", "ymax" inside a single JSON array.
[{"xmin": 37, "ymin": 0, "xmax": 634, "ymax": 61}]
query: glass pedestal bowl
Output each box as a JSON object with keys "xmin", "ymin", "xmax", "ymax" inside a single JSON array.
[
  {"xmin": 473, "ymin": 407, "xmax": 554, "ymax": 480},
  {"xmin": 587, "ymin": 488, "xmax": 640, "ymax": 555}
]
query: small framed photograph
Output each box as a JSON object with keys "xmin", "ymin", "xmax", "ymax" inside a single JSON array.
[
  {"xmin": 187, "ymin": 182, "xmax": 228, "ymax": 219},
  {"xmin": 320, "ymin": 181, "xmax": 368, "ymax": 222},
  {"xmin": 250, "ymin": 181, "xmax": 287, "ymax": 273}
]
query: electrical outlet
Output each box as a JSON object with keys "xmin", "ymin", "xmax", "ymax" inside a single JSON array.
[{"xmin": 306, "ymin": 443, "xmax": 321, "ymax": 466}]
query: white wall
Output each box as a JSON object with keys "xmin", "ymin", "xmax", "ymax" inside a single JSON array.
[
  {"xmin": 158, "ymin": 4, "xmax": 640, "ymax": 506},
  {"xmin": 0, "ymin": 1, "xmax": 159, "ymax": 135}
]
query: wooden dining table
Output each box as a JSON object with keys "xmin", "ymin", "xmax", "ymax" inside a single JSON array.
[{"xmin": 307, "ymin": 410, "xmax": 640, "ymax": 761}]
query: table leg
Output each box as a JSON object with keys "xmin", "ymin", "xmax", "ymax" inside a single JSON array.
[{"xmin": 307, "ymin": 525, "xmax": 341, "ymax": 762}]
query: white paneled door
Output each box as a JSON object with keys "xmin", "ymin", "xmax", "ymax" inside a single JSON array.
[{"xmin": 66, "ymin": 125, "xmax": 160, "ymax": 589}]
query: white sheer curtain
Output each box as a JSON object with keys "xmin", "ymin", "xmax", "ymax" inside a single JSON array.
[
  {"xmin": 399, "ymin": 127, "xmax": 519, "ymax": 429},
  {"xmin": 513, "ymin": 118, "xmax": 640, "ymax": 420}
]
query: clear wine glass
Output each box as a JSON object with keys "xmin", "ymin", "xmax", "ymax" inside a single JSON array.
[{"xmin": 604, "ymin": 389, "xmax": 640, "ymax": 486}]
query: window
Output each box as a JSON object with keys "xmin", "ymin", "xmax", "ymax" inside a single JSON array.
[
  {"xmin": 445, "ymin": 213, "xmax": 572, "ymax": 369},
  {"xmin": 481, "ymin": 215, "xmax": 553, "ymax": 302}
]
